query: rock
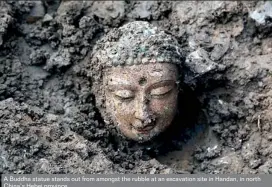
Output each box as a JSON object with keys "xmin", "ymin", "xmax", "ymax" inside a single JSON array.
[
  {"xmin": 43, "ymin": 14, "xmax": 53, "ymax": 23},
  {"xmin": 173, "ymin": 1, "xmax": 197, "ymax": 24},
  {"xmin": 26, "ymin": 1, "xmax": 46, "ymax": 23},
  {"xmin": 241, "ymin": 133, "xmax": 261, "ymax": 162},
  {"xmin": 57, "ymin": 1, "xmax": 88, "ymax": 25},
  {"xmin": 45, "ymin": 49, "xmax": 71, "ymax": 71},
  {"xmin": 267, "ymin": 133, "xmax": 272, "ymax": 141},
  {"xmin": 128, "ymin": 1, "xmax": 153, "ymax": 19},
  {"xmin": 211, "ymin": 153, "xmax": 244, "ymax": 173},
  {"xmin": 52, "ymin": 104, "xmax": 65, "ymax": 115},
  {"xmin": 90, "ymin": 154, "xmax": 113, "ymax": 173},
  {"xmin": 0, "ymin": 1, "xmax": 13, "ymax": 46},
  {"xmin": 160, "ymin": 168, "xmax": 173, "ymax": 174},
  {"xmin": 46, "ymin": 113, "xmax": 58, "ymax": 123},
  {"xmin": 185, "ymin": 48, "xmax": 225, "ymax": 77},
  {"xmin": 250, "ymin": 1, "xmax": 272, "ymax": 25},
  {"xmin": 74, "ymin": 141, "xmax": 89, "ymax": 160},
  {"xmin": 35, "ymin": 158, "xmax": 51, "ymax": 173},
  {"xmin": 210, "ymin": 30, "xmax": 230, "ymax": 61},
  {"xmin": 30, "ymin": 49, "xmax": 48, "ymax": 65},
  {"xmin": 79, "ymin": 16, "xmax": 92, "ymax": 29},
  {"xmin": 0, "ymin": 84, "xmax": 7, "ymax": 95},
  {"xmin": 149, "ymin": 159, "xmax": 160, "ymax": 167},
  {"xmin": 249, "ymin": 159, "xmax": 262, "ymax": 169},
  {"xmin": 150, "ymin": 167, "xmax": 156, "ymax": 174},
  {"xmin": 173, "ymin": 1, "xmax": 239, "ymax": 25},
  {"xmin": 206, "ymin": 145, "xmax": 221, "ymax": 158},
  {"xmin": 27, "ymin": 105, "xmax": 44, "ymax": 118},
  {"xmin": 258, "ymin": 160, "xmax": 272, "ymax": 174},
  {"xmin": 261, "ymin": 38, "xmax": 272, "ymax": 55},
  {"xmin": 87, "ymin": 1, "xmax": 125, "ymax": 25}
]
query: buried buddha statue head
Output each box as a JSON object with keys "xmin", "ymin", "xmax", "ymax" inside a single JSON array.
[{"xmin": 89, "ymin": 21, "xmax": 188, "ymax": 142}]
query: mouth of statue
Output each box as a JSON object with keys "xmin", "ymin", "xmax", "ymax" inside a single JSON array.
[{"xmin": 132, "ymin": 123, "xmax": 156, "ymax": 134}]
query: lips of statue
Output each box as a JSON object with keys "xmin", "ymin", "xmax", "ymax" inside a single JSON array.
[{"xmin": 103, "ymin": 63, "xmax": 179, "ymax": 142}]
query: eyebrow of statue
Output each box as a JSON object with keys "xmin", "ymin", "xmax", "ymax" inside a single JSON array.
[
  {"xmin": 147, "ymin": 80, "xmax": 176, "ymax": 90},
  {"xmin": 151, "ymin": 68, "xmax": 163, "ymax": 72},
  {"xmin": 149, "ymin": 67, "xmax": 177, "ymax": 76},
  {"xmin": 107, "ymin": 83, "xmax": 137, "ymax": 91}
]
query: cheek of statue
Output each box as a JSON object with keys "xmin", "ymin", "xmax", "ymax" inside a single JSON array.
[{"xmin": 104, "ymin": 63, "xmax": 179, "ymax": 142}]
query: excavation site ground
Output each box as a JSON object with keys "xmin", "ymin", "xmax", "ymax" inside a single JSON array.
[{"xmin": 1, "ymin": 1, "xmax": 272, "ymax": 174}]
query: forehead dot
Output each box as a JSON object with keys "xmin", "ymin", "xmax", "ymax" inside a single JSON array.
[{"xmin": 138, "ymin": 77, "xmax": 147, "ymax": 86}]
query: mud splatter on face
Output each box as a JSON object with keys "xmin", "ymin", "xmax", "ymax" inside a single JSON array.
[{"xmin": 138, "ymin": 77, "xmax": 147, "ymax": 86}]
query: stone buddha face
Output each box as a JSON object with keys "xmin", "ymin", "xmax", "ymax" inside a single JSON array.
[
  {"xmin": 103, "ymin": 63, "xmax": 179, "ymax": 142},
  {"xmin": 90, "ymin": 21, "xmax": 183, "ymax": 142}
]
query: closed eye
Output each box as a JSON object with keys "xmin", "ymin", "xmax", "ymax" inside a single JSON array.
[
  {"xmin": 150, "ymin": 86, "xmax": 174, "ymax": 98},
  {"xmin": 113, "ymin": 90, "xmax": 135, "ymax": 101}
]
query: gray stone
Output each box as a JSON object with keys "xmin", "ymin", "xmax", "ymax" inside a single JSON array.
[
  {"xmin": 185, "ymin": 48, "xmax": 225, "ymax": 76},
  {"xmin": 250, "ymin": 2, "xmax": 272, "ymax": 24},
  {"xmin": 27, "ymin": 1, "xmax": 45, "ymax": 23},
  {"xmin": 43, "ymin": 14, "xmax": 53, "ymax": 23}
]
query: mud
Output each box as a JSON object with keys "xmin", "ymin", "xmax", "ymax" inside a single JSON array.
[{"xmin": 1, "ymin": 1, "xmax": 272, "ymax": 174}]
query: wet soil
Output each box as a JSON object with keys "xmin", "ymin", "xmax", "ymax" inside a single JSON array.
[{"xmin": 1, "ymin": 1, "xmax": 272, "ymax": 174}]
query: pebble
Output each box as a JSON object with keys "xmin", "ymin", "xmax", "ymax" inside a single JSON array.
[{"xmin": 43, "ymin": 14, "xmax": 53, "ymax": 23}]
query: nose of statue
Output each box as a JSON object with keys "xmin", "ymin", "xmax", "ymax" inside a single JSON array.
[
  {"xmin": 133, "ymin": 97, "xmax": 150, "ymax": 128},
  {"xmin": 134, "ymin": 101, "xmax": 149, "ymax": 121}
]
